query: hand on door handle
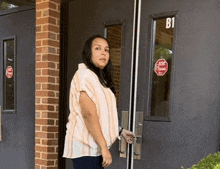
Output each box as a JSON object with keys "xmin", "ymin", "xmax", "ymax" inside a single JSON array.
[{"xmin": 121, "ymin": 129, "xmax": 136, "ymax": 144}]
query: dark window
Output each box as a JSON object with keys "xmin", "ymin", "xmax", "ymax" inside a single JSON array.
[
  {"xmin": 3, "ymin": 39, "xmax": 15, "ymax": 111},
  {"xmin": 149, "ymin": 16, "xmax": 175, "ymax": 119}
]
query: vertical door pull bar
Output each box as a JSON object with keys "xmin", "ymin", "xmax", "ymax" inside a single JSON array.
[
  {"xmin": 130, "ymin": 0, "xmax": 142, "ymax": 166},
  {"xmin": 133, "ymin": 111, "xmax": 143, "ymax": 160},
  {"xmin": 119, "ymin": 111, "xmax": 129, "ymax": 158}
]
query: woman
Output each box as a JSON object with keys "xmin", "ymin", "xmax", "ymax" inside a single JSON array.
[{"xmin": 63, "ymin": 35, "xmax": 135, "ymax": 168}]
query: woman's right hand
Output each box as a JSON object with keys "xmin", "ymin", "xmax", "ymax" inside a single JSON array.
[{"xmin": 101, "ymin": 147, "xmax": 112, "ymax": 168}]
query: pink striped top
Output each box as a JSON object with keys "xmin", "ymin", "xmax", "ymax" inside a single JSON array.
[{"xmin": 63, "ymin": 63, "xmax": 119, "ymax": 158}]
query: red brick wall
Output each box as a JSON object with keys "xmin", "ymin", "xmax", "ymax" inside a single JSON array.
[
  {"xmin": 110, "ymin": 48, "xmax": 121, "ymax": 108},
  {"xmin": 35, "ymin": 0, "xmax": 60, "ymax": 168},
  {"xmin": 107, "ymin": 25, "xmax": 122, "ymax": 108}
]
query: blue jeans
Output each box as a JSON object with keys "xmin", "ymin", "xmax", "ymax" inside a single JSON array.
[{"xmin": 72, "ymin": 155, "xmax": 104, "ymax": 169}]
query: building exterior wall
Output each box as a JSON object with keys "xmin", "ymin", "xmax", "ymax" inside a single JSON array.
[{"xmin": 35, "ymin": 0, "xmax": 60, "ymax": 168}]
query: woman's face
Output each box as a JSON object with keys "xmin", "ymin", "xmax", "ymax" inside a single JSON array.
[{"xmin": 91, "ymin": 38, "xmax": 110, "ymax": 69}]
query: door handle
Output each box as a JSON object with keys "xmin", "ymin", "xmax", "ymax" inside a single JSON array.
[
  {"xmin": 133, "ymin": 111, "xmax": 143, "ymax": 160},
  {"xmin": 119, "ymin": 111, "xmax": 129, "ymax": 158},
  {"xmin": 119, "ymin": 138, "xmax": 126, "ymax": 154},
  {"xmin": 0, "ymin": 106, "xmax": 2, "ymax": 141}
]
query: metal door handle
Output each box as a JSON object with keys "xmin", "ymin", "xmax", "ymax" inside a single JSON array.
[
  {"xmin": 119, "ymin": 111, "xmax": 129, "ymax": 158},
  {"xmin": 136, "ymin": 123, "xmax": 142, "ymax": 127},
  {"xmin": 134, "ymin": 152, "xmax": 141, "ymax": 155},
  {"xmin": 133, "ymin": 111, "xmax": 143, "ymax": 160},
  {"xmin": 119, "ymin": 138, "xmax": 126, "ymax": 154},
  {"xmin": 0, "ymin": 106, "xmax": 2, "ymax": 141},
  {"xmin": 134, "ymin": 135, "xmax": 142, "ymax": 140}
]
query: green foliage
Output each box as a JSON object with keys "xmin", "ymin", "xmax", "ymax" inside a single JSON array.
[
  {"xmin": 181, "ymin": 152, "xmax": 220, "ymax": 169},
  {"xmin": 153, "ymin": 46, "xmax": 172, "ymax": 63},
  {"xmin": 0, "ymin": 2, "xmax": 9, "ymax": 10},
  {"xmin": 214, "ymin": 164, "xmax": 220, "ymax": 169}
]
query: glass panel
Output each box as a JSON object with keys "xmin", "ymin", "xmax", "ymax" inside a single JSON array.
[
  {"xmin": 3, "ymin": 39, "xmax": 15, "ymax": 110},
  {"xmin": 105, "ymin": 24, "xmax": 123, "ymax": 108},
  {"xmin": 0, "ymin": 2, "xmax": 18, "ymax": 10},
  {"xmin": 150, "ymin": 16, "xmax": 175, "ymax": 117}
]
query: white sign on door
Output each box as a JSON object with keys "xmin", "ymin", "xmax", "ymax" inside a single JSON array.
[{"xmin": 166, "ymin": 17, "xmax": 175, "ymax": 29}]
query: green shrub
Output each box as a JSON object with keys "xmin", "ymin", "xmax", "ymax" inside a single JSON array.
[
  {"xmin": 181, "ymin": 152, "xmax": 220, "ymax": 169},
  {"xmin": 214, "ymin": 164, "xmax": 220, "ymax": 169}
]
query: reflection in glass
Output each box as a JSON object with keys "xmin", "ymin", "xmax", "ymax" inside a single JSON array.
[
  {"xmin": 105, "ymin": 24, "xmax": 122, "ymax": 108},
  {"xmin": 150, "ymin": 17, "xmax": 174, "ymax": 117},
  {"xmin": 0, "ymin": 2, "xmax": 18, "ymax": 10},
  {"xmin": 3, "ymin": 39, "xmax": 15, "ymax": 110}
]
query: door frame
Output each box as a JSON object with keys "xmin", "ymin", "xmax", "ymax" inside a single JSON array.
[{"xmin": 59, "ymin": 0, "xmax": 69, "ymax": 168}]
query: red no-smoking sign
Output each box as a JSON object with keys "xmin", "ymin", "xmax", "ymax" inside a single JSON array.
[
  {"xmin": 154, "ymin": 59, "xmax": 168, "ymax": 76},
  {"xmin": 5, "ymin": 66, "xmax": 13, "ymax": 78}
]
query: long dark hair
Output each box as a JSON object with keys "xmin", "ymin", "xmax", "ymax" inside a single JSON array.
[{"xmin": 82, "ymin": 35, "xmax": 116, "ymax": 95}]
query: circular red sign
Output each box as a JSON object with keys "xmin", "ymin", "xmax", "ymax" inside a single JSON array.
[
  {"xmin": 154, "ymin": 59, "xmax": 168, "ymax": 76},
  {"xmin": 6, "ymin": 66, "xmax": 13, "ymax": 78}
]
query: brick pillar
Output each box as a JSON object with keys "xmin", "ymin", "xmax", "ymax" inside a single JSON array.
[{"xmin": 35, "ymin": 0, "xmax": 60, "ymax": 168}]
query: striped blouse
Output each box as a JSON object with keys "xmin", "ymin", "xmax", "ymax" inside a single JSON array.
[{"xmin": 63, "ymin": 63, "xmax": 119, "ymax": 159}]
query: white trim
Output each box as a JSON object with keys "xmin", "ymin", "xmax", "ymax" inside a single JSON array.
[
  {"xmin": 127, "ymin": 0, "xmax": 137, "ymax": 168},
  {"xmin": 131, "ymin": 0, "xmax": 142, "ymax": 168}
]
